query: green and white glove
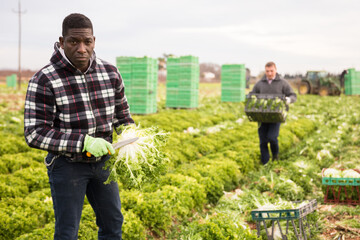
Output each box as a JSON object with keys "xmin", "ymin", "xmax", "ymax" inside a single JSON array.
[{"xmin": 83, "ymin": 135, "xmax": 115, "ymax": 157}]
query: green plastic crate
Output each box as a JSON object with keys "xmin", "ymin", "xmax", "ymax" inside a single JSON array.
[
  {"xmin": 178, "ymin": 89, "xmax": 198, "ymax": 97},
  {"xmin": 244, "ymin": 93, "xmax": 288, "ymax": 123},
  {"xmin": 117, "ymin": 55, "xmax": 158, "ymax": 114},
  {"xmin": 165, "ymin": 55, "xmax": 199, "ymax": 108},
  {"xmin": 179, "ymin": 55, "xmax": 199, "ymax": 64},
  {"xmin": 221, "ymin": 95, "xmax": 245, "ymax": 102},
  {"xmin": 132, "ymin": 65, "xmax": 156, "ymax": 72},
  {"xmin": 132, "ymin": 72, "xmax": 154, "ymax": 79},
  {"xmin": 6, "ymin": 74, "xmax": 17, "ymax": 88},
  {"xmin": 165, "ymin": 94, "xmax": 198, "ymax": 108},
  {"xmin": 221, "ymin": 87, "xmax": 245, "ymax": 102},
  {"xmin": 178, "ymin": 81, "xmax": 199, "ymax": 89},
  {"xmin": 130, "ymin": 105, "xmax": 157, "ymax": 114},
  {"xmin": 126, "ymin": 87, "xmax": 155, "ymax": 96},
  {"xmin": 221, "ymin": 64, "xmax": 246, "ymax": 92},
  {"xmin": 165, "ymin": 88, "xmax": 199, "ymax": 98},
  {"xmin": 322, "ymin": 177, "xmax": 360, "ymax": 186},
  {"xmin": 120, "ymin": 72, "xmax": 132, "ymax": 81},
  {"xmin": 251, "ymin": 200, "xmax": 317, "ymax": 221},
  {"xmin": 221, "ymin": 81, "xmax": 246, "ymax": 88},
  {"xmin": 221, "ymin": 73, "xmax": 246, "ymax": 79},
  {"xmin": 221, "ymin": 64, "xmax": 245, "ymax": 70},
  {"xmin": 167, "ymin": 58, "xmax": 180, "ymax": 66},
  {"xmin": 116, "ymin": 56, "xmax": 134, "ymax": 65},
  {"xmin": 117, "ymin": 65, "xmax": 132, "ymax": 73},
  {"xmin": 166, "ymin": 75, "xmax": 180, "ymax": 81},
  {"xmin": 251, "ymin": 200, "xmax": 318, "ymax": 240},
  {"xmin": 166, "ymin": 82, "xmax": 179, "ymax": 88},
  {"xmin": 344, "ymin": 68, "xmax": 360, "ymax": 95},
  {"xmin": 166, "ymin": 99, "xmax": 198, "ymax": 108},
  {"xmin": 321, "ymin": 168, "xmax": 360, "ymax": 186},
  {"xmin": 131, "ymin": 56, "xmax": 156, "ymax": 64}
]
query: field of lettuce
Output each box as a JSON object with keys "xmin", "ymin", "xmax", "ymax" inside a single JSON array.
[{"xmin": 0, "ymin": 83, "xmax": 360, "ymax": 240}]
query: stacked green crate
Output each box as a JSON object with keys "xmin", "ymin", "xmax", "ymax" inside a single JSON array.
[
  {"xmin": 353, "ymin": 70, "xmax": 360, "ymax": 95},
  {"xmin": 6, "ymin": 74, "xmax": 17, "ymax": 88},
  {"xmin": 356, "ymin": 71, "xmax": 360, "ymax": 95},
  {"xmin": 116, "ymin": 56, "xmax": 158, "ymax": 114},
  {"xmin": 166, "ymin": 55, "xmax": 199, "ymax": 108},
  {"xmin": 116, "ymin": 56, "xmax": 133, "ymax": 87},
  {"xmin": 345, "ymin": 68, "xmax": 360, "ymax": 95},
  {"xmin": 130, "ymin": 57, "xmax": 158, "ymax": 114},
  {"xmin": 221, "ymin": 64, "xmax": 246, "ymax": 102}
]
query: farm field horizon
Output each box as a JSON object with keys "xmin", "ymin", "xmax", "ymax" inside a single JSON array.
[{"xmin": 0, "ymin": 83, "xmax": 359, "ymax": 239}]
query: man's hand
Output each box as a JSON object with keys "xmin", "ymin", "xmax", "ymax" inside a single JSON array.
[
  {"xmin": 285, "ymin": 97, "xmax": 291, "ymax": 104},
  {"xmin": 83, "ymin": 135, "xmax": 115, "ymax": 157}
]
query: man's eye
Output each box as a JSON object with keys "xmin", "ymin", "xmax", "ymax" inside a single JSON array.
[{"xmin": 71, "ymin": 40, "xmax": 77, "ymax": 44}]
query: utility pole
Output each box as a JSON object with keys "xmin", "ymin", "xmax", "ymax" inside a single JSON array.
[{"xmin": 13, "ymin": 0, "xmax": 26, "ymax": 90}]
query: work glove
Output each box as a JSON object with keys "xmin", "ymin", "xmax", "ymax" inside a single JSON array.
[
  {"xmin": 285, "ymin": 97, "xmax": 291, "ymax": 104},
  {"xmin": 82, "ymin": 135, "xmax": 115, "ymax": 157}
]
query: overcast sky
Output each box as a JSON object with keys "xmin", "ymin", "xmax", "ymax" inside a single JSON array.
[{"xmin": 1, "ymin": 0, "xmax": 360, "ymax": 75}]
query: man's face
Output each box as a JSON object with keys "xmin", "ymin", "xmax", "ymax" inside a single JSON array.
[
  {"xmin": 59, "ymin": 28, "xmax": 95, "ymax": 72},
  {"xmin": 265, "ymin": 65, "xmax": 277, "ymax": 80}
]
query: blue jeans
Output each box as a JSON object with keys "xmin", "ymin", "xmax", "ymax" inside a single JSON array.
[
  {"xmin": 46, "ymin": 154, "xmax": 123, "ymax": 240},
  {"xmin": 258, "ymin": 122, "xmax": 281, "ymax": 164}
]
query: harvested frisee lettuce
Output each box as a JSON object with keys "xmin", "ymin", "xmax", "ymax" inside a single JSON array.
[
  {"xmin": 342, "ymin": 169, "xmax": 360, "ymax": 178},
  {"xmin": 323, "ymin": 168, "xmax": 360, "ymax": 178},
  {"xmin": 323, "ymin": 168, "xmax": 341, "ymax": 178},
  {"xmin": 253, "ymin": 196, "xmax": 310, "ymax": 211},
  {"xmin": 104, "ymin": 124, "xmax": 169, "ymax": 188}
]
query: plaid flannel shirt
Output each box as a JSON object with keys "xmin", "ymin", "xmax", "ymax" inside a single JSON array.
[{"xmin": 24, "ymin": 43, "xmax": 134, "ymax": 161}]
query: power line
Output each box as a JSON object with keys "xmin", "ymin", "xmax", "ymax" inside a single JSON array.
[{"xmin": 12, "ymin": 0, "xmax": 26, "ymax": 90}]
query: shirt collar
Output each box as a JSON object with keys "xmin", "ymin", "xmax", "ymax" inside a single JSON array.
[
  {"xmin": 267, "ymin": 77, "xmax": 274, "ymax": 84},
  {"xmin": 59, "ymin": 47, "xmax": 95, "ymax": 73},
  {"xmin": 266, "ymin": 73, "xmax": 278, "ymax": 83}
]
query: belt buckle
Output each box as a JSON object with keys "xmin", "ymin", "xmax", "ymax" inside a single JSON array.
[{"xmin": 95, "ymin": 156, "xmax": 102, "ymax": 162}]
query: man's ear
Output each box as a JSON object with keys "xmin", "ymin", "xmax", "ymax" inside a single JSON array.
[{"xmin": 59, "ymin": 36, "xmax": 64, "ymax": 49}]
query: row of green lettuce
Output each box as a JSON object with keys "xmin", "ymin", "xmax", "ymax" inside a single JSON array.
[
  {"xmin": 0, "ymin": 93, "xmax": 317, "ymax": 239},
  {"xmin": 170, "ymin": 95, "xmax": 360, "ymax": 239},
  {"xmin": 1, "ymin": 93, "xmax": 359, "ymax": 239}
]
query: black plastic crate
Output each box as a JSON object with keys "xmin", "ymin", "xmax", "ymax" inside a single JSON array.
[{"xmin": 245, "ymin": 93, "xmax": 289, "ymax": 123}]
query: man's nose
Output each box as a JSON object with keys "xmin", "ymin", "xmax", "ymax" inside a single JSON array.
[{"xmin": 77, "ymin": 42, "xmax": 86, "ymax": 53}]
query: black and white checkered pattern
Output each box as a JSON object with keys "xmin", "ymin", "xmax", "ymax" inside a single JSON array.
[{"xmin": 24, "ymin": 43, "xmax": 134, "ymax": 161}]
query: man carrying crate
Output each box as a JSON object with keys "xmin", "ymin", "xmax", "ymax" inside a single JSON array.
[{"xmin": 250, "ymin": 62, "xmax": 297, "ymax": 164}]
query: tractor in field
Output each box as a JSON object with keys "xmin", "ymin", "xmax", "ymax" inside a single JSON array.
[{"xmin": 298, "ymin": 70, "xmax": 346, "ymax": 96}]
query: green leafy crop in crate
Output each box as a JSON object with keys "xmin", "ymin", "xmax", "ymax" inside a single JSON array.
[{"xmin": 246, "ymin": 95, "xmax": 286, "ymax": 111}]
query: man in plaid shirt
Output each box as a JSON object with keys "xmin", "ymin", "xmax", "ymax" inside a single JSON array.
[{"xmin": 24, "ymin": 13, "xmax": 134, "ymax": 240}]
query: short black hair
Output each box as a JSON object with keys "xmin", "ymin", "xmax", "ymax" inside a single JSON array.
[{"xmin": 62, "ymin": 13, "xmax": 93, "ymax": 36}]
